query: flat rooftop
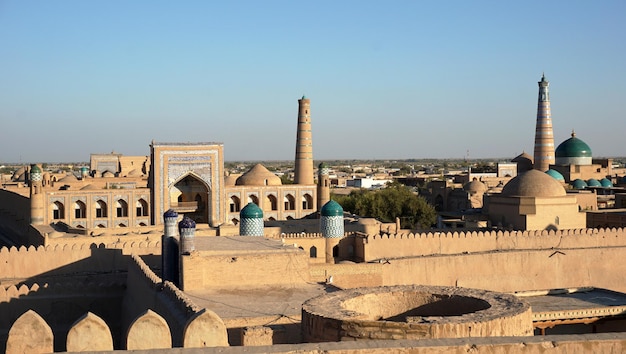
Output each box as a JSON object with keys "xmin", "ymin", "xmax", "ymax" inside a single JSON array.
[{"xmin": 517, "ymin": 288, "xmax": 626, "ymax": 327}]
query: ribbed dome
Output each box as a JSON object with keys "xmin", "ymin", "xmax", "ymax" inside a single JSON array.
[
  {"xmin": 571, "ymin": 179, "xmax": 588, "ymax": 189},
  {"xmin": 511, "ymin": 152, "xmax": 534, "ymax": 172},
  {"xmin": 164, "ymin": 209, "xmax": 178, "ymax": 218},
  {"xmin": 545, "ymin": 169, "xmax": 565, "ymax": 182},
  {"xmin": 600, "ymin": 178, "xmax": 613, "ymax": 188},
  {"xmin": 512, "ymin": 152, "xmax": 533, "ymax": 163},
  {"xmin": 235, "ymin": 164, "xmax": 282, "ymax": 186},
  {"xmin": 463, "ymin": 180, "xmax": 487, "ymax": 193},
  {"xmin": 178, "ymin": 216, "xmax": 196, "ymax": 229},
  {"xmin": 240, "ymin": 202, "xmax": 263, "ymax": 218},
  {"xmin": 587, "ymin": 178, "xmax": 601, "ymax": 187},
  {"xmin": 321, "ymin": 200, "xmax": 344, "ymax": 216},
  {"xmin": 555, "ymin": 131, "xmax": 592, "ymax": 166},
  {"xmin": 501, "ymin": 170, "xmax": 566, "ymax": 197}
]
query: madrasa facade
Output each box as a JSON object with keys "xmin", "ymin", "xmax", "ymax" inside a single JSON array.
[{"xmin": 1, "ymin": 96, "xmax": 328, "ymax": 241}]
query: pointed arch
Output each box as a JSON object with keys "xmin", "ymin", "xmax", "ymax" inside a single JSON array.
[
  {"xmin": 266, "ymin": 194, "xmax": 278, "ymax": 211},
  {"xmin": 248, "ymin": 194, "xmax": 259, "ymax": 206},
  {"xmin": 136, "ymin": 198, "xmax": 149, "ymax": 217},
  {"xmin": 74, "ymin": 200, "xmax": 86, "ymax": 219},
  {"xmin": 52, "ymin": 201, "xmax": 65, "ymax": 220},
  {"xmin": 302, "ymin": 193, "xmax": 313, "ymax": 210},
  {"xmin": 284, "ymin": 194, "xmax": 295, "ymax": 210},
  {"xmin": 170, "ymin": 173, "xmax": 210, "ymax": 223},
  {"xmin": 230, "ymin": 196, "xmax": 241, "ymax": 212},
  {"xmin": 310, "ymin": 246, "xmax": 317, "ymax": 258},
  {"xmin": 116, "ymin": 199, "xmax": 128, "ymax": 217},
  {"xmin": 95, "ymin": 200, "xmax": 107, "ymax": 218}
]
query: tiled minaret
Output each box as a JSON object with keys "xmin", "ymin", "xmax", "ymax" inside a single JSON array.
[
  {"xmin": 29, "ymin": 164, "xmax": 44, "ymax": 225},
  {"xmin": 533, "ymin": 74, "xmax": 555, "ymax": 172},
  {"xmin": 294, "ymin": 96, "xmax": 314, "ymax": 185},
  {"xmin": 317, "ymin": 162, "xmax": 330, "ymax": 211}
]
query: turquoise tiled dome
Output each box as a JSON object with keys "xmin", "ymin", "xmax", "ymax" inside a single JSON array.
[
  {"xmin": 240, "ymin": 202, "xmax": 263, "ymax": 219},
  {"xmin": 571, "ymin": 179, "xmax": 588, "ymax": 189},
  {"xmin": 545, "ymin": 169, "xmax": 565, "ymax": 182},
  {"xmin": 555, "ymin": 132, "xmax": 592, "ymax": 158},
  {"xmin": 587, "ymin": 178, "xmax": 602, "ymax": 187},
  {"xmin": 321, "ymin": 200, "xmax": 343, "ymax": 217},
  {"xmin": 600, "ymin": 178, "xmax": 613, "ymax": 188}
]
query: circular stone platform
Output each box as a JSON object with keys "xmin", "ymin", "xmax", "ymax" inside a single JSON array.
[{"xmin": 302, "ymin": 285, "xmax": 533, "ymax": 342}]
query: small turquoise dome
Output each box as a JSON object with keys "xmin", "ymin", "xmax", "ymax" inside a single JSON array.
[
  {"xmin": 164, "ymin": 209, "xmax": 178, "ymax": 218},
  {"xmin": 571, "ymin": 179, "xmax": 588, "ymax": 189},
  {"xmin": 240, "ymin": 202, "xmax": 263, "ymax": 219},
  {"xmin": 545, "ymin": 169, "xmax": 565, "ymax": 182},
  {"xmin": 178, "ymin": 217, "xmax": 196, "ymax": 229},
  {"xmin": 587, "ymin": 178, "xmax": 601, "ymax": 187},
  {"xmin": 321, "ymin": 200, "xmax": 343, "ymax": 217},
  {"xmin": 600, "ymin": 178, "xmax": 613, "ymax": 188}
]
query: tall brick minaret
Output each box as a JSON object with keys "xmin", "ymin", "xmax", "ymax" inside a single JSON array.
[
  {"xmin": 533, "ymin": 74, "xmax": 555, "ymax": 172},
  {"xmin": 294, "ymin": 96, "xmax": 314, "ymax": 185}
]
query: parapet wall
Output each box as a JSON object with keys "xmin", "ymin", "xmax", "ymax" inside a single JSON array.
[
  {"xmin": 0, "ymin": 241, "xmax": 160, "ymax": 282},
  {"xmin": 122, "ymin": 254, "xmax": 203, "ymax": 347},
  {"xmin": 361, "ymin": 227, "xmax": 626, "ymax": 261}
]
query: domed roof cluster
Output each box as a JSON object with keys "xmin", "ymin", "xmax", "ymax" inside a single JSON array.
[
  {"xmin": 501, "ymin": 170, "xmax": 566, "ymax": 197},
  {"xmin": 235, "ymin": 164, "xmax": 282, "ymax": 186},
  {"xmin": 570, "ymin": 178, "xmax": 613, "ymax": 189}
]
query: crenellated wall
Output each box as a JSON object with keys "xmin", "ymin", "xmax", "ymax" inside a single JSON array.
[
  {"xmin": 121, "ymin": 254, "xmax": 205, "ymax": 347},
  {"xmin": 0, "ymin": 241, "xmax": 160, "ymax": 283},
  {"xmin": 0, "ymin": 280, "xmax": 126, "ymax": 352},
  {"xmin": 360, "ymin": 227, "xmax": 626, "ymax": 262}
]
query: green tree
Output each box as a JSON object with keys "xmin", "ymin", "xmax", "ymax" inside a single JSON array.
[{"xmin": 332, "ymin": 182, "xmax": 436, "ymax": 229}]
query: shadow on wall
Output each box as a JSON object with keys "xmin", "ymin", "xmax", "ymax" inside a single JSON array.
[{"xmin": 0, "ymin": 246, "xmax": 132, "ymax": 352}]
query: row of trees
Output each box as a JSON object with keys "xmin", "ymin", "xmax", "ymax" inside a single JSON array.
[{"xmin": 332, "ymin": 182, "xmax": 436, "ymax": 230}]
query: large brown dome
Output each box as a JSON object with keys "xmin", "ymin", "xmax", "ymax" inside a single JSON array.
[
  {"xmin": 235, "ymin": 164, "xmax": 282, "ymax": 186},
  {"xmin": 501, "ymin": 170, "xmax": 565, "ymax": 197}
]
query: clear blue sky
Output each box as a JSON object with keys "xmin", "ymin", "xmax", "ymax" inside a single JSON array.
[{"xmin": 1, "ymin": 1, "xmax": 624, "ymax": 163}]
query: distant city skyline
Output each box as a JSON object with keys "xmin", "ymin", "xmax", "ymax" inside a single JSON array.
[{"xmin": 1, "ymin": 1, "xmax": 624, "ymax": 163}]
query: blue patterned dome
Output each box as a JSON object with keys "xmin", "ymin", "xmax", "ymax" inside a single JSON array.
[
  {"xmin": 587, "ymin": 178, "xmax": 601, "ymax": 187},
  {"xmin": 545, "ymin": 169, "xmax": 565, "ymax": 182},
  {"xmin": 321, "ymin": 200, "xmax": 344, "ymax": 216},
  {"xmin": 571, "ymin": 179, "xmax": 587, "ymax": 189},
  {"xmin": 240, "ymin": 202, "xmax": 263, "ymax": 219},
  {"xmin": 178, "ymin": 217, "xmax": 196, "ymax": 229},
  {"xmin": 600, "ymin": 178, "xmax": 613, "ymax": 188},
  {"xmin": 164, "ymin": 209, "xmax": 178, "ymax": 218}
]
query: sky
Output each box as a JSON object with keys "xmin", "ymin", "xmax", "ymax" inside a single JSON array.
[{"xmin": 0, "ymin": 1, "xmax": 625, "ymax": 163}]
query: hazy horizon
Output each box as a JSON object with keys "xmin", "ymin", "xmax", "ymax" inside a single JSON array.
[{"xmin": 1, "ymin": 1, "xmax": 624, "ymax": 163}]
